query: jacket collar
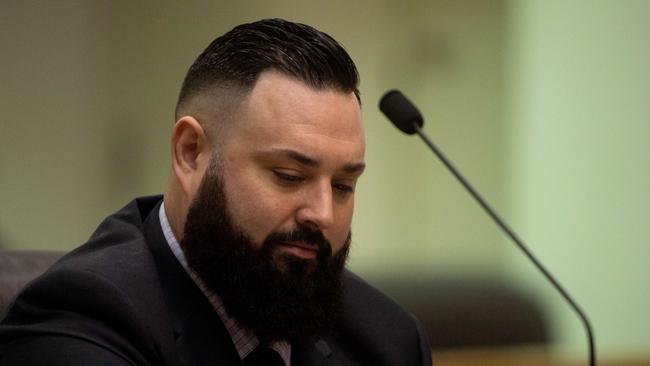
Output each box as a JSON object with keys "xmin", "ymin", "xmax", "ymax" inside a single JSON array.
[{"xmin": 143, "ymin": 199, "xmax": 240, "ymax": 366}]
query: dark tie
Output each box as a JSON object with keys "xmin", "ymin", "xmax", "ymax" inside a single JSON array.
[{"xmin": 244, "ymin": 346, "xmax": 285, "ymax": 366}]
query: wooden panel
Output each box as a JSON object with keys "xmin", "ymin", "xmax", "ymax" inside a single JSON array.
[{"xmin": 431, "ymin": 346, "xmax": 650, "ymax": 366}]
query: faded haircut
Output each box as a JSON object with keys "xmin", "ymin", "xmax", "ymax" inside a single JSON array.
[{"xmin": 175, "ymin": 18, "xmax": 360, "ymax": 121}]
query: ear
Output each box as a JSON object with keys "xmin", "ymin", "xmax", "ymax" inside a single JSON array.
[{"xmin": 171, "ymin": 116, "xmax": 212, "ymax": 197}]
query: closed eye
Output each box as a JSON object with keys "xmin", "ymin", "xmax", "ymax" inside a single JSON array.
[
  {"xmin": 273, "ymin": 170, "xmax": 304, "ymax": 184},
  {"xmin": 333, "ymin": 182, "xmax": 355, "ymax": 195}
]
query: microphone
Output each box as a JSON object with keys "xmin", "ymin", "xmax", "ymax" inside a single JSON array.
[
  {"xmin": 378, "ymin": 90, "xmax": 423, "ymax": 134},
  {"xmin": 379, "ymin": 89, "xmax": 596, "ymax": 366}
]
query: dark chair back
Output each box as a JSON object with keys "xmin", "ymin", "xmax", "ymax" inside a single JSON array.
[
  {"xmin": 377, "ymin": 278, "xmax": 550, "ymax": 350},
  {"xmin": 0, "ymin": 250, "xmax": 63, "ymax": 318}
]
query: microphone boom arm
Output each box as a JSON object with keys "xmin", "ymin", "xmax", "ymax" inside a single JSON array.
[{"xmin": 412, "ymin": 123, "xmax": 596, "ymax": 366}]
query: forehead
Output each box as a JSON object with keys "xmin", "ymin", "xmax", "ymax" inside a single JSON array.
[{"xmin": 222, "ymin": 71, "xmax": 365, "ymax": 168}]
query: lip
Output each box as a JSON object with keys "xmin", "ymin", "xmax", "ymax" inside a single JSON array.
[{"xmin": 277, "ymin": 241, "xmax": 319, "ymax": 259}]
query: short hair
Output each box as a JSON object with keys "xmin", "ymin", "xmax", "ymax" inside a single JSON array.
[{"xmin": 175, "ymin": 18, "xmax": 360, "ymax": 119}]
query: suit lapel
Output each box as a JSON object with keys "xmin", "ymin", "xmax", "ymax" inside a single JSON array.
[
  {"xmin": 143, "ymin": 201, "xmax": 241, "ymax": 366},
  {"xmin": 292, "ymin": 338, "xmax": 345, "ymax": 366},
  {"xmin": 173, "ymin": 307, "xmax": 241, "ymax": 366}
]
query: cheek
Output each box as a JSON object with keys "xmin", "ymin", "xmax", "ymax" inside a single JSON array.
[
  {"xmin": 331, "ymin": 204, "xmax": 354, "ymax": 251},
  {"xmin": 221, "ymin": 170, "xmax": 291, "ymax": 243}
]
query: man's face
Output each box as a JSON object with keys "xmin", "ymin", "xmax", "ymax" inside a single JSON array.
[
  {"xmin": 217, "ymin": 71, "xmax": 365, "ymax": 263},
  {"xmin": 180, "ymin": 71, "xmax": 365, "ymax": 342}
]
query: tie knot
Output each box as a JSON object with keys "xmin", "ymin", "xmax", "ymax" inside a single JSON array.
[{"xmin": 244, "ymin": 346, "xmax": 285, "ymax": 366}]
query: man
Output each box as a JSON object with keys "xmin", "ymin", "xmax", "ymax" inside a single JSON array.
[{"xmin": 0, "ymin": 19, "xmax": 431, "ymax": 365}]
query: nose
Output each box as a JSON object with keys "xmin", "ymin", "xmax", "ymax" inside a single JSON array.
[{"xmin": 295, "ymin": 180, "xmax": 334, "ymax": 231}]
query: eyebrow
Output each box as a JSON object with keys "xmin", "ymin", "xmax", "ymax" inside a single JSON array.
[{"xmin": 267, "ymin": 148, "xmax": 366, "ymax": 175}]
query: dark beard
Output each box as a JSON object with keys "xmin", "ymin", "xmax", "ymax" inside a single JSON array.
[{"xmin": 180, "ymin": 159, "xmax": 350, "ymax": 344}]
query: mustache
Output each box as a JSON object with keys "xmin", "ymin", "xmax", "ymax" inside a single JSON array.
[{"xmin": 263, "ymin": 226, "xmax": 332, "ymax": 258}]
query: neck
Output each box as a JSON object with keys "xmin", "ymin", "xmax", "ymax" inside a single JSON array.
[{"xmin": 163, "ymin": 179, "xmax": 189, "ymax": 243}]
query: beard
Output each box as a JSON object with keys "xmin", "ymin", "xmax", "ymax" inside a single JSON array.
[{"xmin": 180, "ymin": 158, "xmax": 350, "ymax": 344}]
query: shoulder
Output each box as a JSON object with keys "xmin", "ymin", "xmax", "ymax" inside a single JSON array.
[
  {"xmin": 341, "ymin": 271, "xmax": 413, "ymax": 324},
  {"xmin": 0, "ymin": 196, "xmax": 173, "ymax": 365},
  {"xmin": 39, "ymin": 196, "xmax": 166, "ymax": 315},
  {"xmin": 334, "ymin": 270, "xmax": 432, "ymax": 365}
]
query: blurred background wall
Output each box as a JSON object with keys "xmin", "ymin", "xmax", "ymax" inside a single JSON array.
[
  {"xmin": 0, "ymin": 0, "xmax": 648, "ymax": 362},
  {"xmin": 504, "ymin": 0, "xmax": 650, "ymax": 360}
]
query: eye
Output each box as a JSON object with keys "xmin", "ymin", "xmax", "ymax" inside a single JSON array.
[
  {"xmin": 273, "ymin": 170, "xmax": 304, "ymax": 185},
  {"xmin": 333, "ymin": 182, "xmax": 355, "ymax": 195}
]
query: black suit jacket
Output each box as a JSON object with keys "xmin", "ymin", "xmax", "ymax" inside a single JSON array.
[{"xmin": 0, "ymin": 196, "xmax": 431, "ymax": 365}]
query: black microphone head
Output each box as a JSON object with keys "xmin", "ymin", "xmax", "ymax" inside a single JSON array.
[{"xmin": 379, "ymin": 89, "xmax": 424, "ymax": 135}]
